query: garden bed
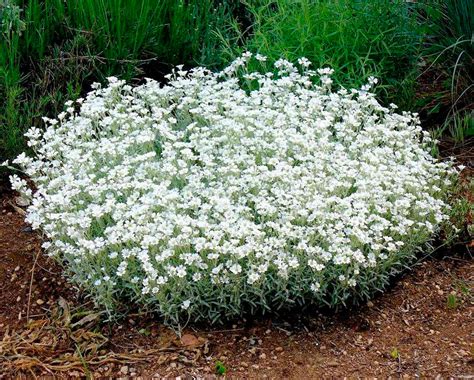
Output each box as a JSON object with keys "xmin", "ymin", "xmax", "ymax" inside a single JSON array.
[
  {"xmin": 1, "ymin": 0, "xmax": 473, "ymax": 377},
  {"xmin": 1, "ymin": 179, "xmax": 472, "ymax": 378}
]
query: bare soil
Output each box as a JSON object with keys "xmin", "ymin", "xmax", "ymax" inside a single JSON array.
[{"xmin": 0, "ymin": 185, "xmax": 473, "ymax": 378}]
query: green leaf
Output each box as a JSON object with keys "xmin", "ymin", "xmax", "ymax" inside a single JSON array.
[
  {"xmin": 215, "ymin": 360, "xmax": 227, "ymax": 375},
  {"xmin": 390, "ymin": 348, "xmax": 399, "ymax": 359},
  {"xmin": 447, "ymin": 293, "xmax": 458, "ymax": 310},
  {"xmin": 138, "ymin": 328, "xmax": 151, "ymax": 336}
]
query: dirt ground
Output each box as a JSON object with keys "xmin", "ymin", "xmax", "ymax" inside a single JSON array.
[{"xmin": 0, "ymin": 181, "xmax": 473, "ymax": 378}]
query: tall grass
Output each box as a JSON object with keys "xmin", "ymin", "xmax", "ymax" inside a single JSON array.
[
  {"xmin": 419, "ymin": 0, "xmax": 473, "ymax": 143},
  {"xmin": 0, "ymin": 0, "xmax": 237, "ymax": 163},
  {"xmin": 219, "ymin": 0, "xmax": 423, "ymax": 108},
  {"xmin": 0, "ymin": 1, "xmax": 24, "ymax": 162}
]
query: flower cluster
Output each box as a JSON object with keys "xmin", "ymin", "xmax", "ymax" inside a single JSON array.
[{"xmin": 10, "ymin": 53, "xmax": 455, "ymax": 324}]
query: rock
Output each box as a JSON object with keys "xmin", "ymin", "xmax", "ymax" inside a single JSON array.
[
  {"xmin": 275, "ymin": 347, "xmax": 284, "ymax": 352},
  {"xmin": 120, "ymin": 366, "xmax": 129, "ymax": 375},
  {"xmin": 36, "ymin": 299, "xmax": 45, "ymax": 305},
  {"xmin": 181, "ymin": 333, "xmax": 200, "ymax": 347},
  {"xmin": 259, "ymin": 353, "xmax": 266, "ymax": 359},
  {"xmin": 15, "ymin": 196, "xmax": 30, "ymax": 207}
]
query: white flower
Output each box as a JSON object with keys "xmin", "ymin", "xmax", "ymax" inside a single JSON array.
[
  {"xmin": 247, "ymin": 272, "xmax": 260, "ymax": 285},
  {"xmin": 297, "ymin": 57, "xmax": 311, "ymax": 67},
  {"xmin": 181, "ymin": 300, "xmax": 191, "ymax": 310},
  {"xmin": 229, "ymin": 263, "xmax": 242, "ymax": 275},
  {"xmin": 317, "ymin": 67, "xmax": 334, "ymax": 75},
  {"xmin": 176, "ymin": 265, "xmax": 187, "ymax": 278},
  {"xmin": 368, "ymin": 76, "xmax": 379, "ymax": 85}
]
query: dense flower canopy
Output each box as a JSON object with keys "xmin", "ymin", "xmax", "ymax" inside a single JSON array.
[{"xmin": 10, "ymin": 53, "xmax": 454, "ymax": 324}]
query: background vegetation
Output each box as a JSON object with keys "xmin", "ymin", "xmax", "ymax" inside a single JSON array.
[
  {"xmin": 1, "ymin": 0, "xmax": 473, "ymax": 165},
  {"xmin": 220, "ymin": 0, "xmax": 423, "ymax": 108},
  {"xmin": 418, "ymin": 0, "xmax": 473, "ymax": 144},
  {"xmin": 0, "ymin": 0, "xmax": 240, "ymax": 162}
]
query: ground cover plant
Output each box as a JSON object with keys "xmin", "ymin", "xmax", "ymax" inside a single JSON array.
[{"xmin": 7, "ymin": 54, "xmax": 458, "ymax": 327}]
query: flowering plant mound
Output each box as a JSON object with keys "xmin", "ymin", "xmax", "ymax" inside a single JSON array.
[{"xmin": 9, "ymin": 53, "xmax": 455, "ymax": 325}]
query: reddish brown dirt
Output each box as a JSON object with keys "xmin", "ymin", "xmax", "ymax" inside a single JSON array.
[
  {"xmin": 0, "ymin": 188, "xmax": 473, "ymax": 378},
  {"xmin": 0, "ymin": 191, "xmax": 75, "ymax": 333}
]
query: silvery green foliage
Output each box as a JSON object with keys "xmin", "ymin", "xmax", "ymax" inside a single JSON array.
[{"xmin": 10, "ymin": 53, "xmax": 455, "ymax": 325}]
